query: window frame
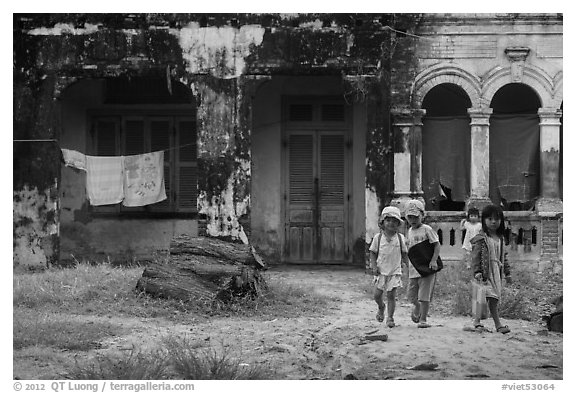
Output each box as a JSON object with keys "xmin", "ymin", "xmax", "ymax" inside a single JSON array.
[{"xmin": 87, "ymin": 109, "xmax": 198, "ymax": 218}]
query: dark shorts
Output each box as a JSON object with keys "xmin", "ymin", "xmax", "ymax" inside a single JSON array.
[{"xmin": 407, "ymin": 274, "xmax": 437, "ymax": 302}]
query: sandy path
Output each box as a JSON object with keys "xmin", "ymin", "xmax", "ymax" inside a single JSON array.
[{"xmin": 14, "ymin": 266, "xmax": 562, "ymax": 380}]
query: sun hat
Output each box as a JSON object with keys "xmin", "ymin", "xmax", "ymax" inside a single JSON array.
[
  {"xmin": 405, "ymin": 199, "xmax": 425, "ymax": 218},
  {"xmin": 380, "ymin": 206, "xmax": 402, "ymax": 222}
]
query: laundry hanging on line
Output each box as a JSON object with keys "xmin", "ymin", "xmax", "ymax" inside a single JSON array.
[
  {"xmin": 123, "ymin": 151, "xmax": 167, "ymax": 207},
  {"xmin": 86, "ymin": 155, "xmax": 125, "ymax": 206},
  {"xmin": 61, "ymin": 148, "xmax": 167, "ymax": 207},
  {"xmin": 61, "ymin": 148, "xmax": 87, "ymax": 171}
]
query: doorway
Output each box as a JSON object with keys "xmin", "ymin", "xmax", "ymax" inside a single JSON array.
[{"xmin": 283, "ymin": 97, "xmax": 351, "ymax": 263}]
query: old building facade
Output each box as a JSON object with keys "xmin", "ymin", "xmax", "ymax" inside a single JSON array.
[{"xmin": 13, "ymin": 13, "xmax": 562, "ymax": 270}]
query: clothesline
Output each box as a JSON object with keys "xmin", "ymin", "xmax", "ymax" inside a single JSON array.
[
  {"xmin": 13, "ymin": 139, "xmax": 58, "ymax": 142},
  {"xmin": 14, "ymin": 139, "xmax": 196, "ymax": 155}
]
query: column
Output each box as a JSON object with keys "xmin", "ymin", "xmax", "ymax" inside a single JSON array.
[
  {"xmin": 390, "ymin": 108, "xmax": 425, "ymax": 212},
  {"xmin": 536, "ymin": 108, "xmax": 563, "ymax": 214},
  {"xmin": 410, "ymin": 109, "xmax": 425, "ymax": 200},
  {"xmin": 465, "ymin": 107, "xmax": 493, "ymax": 211}
]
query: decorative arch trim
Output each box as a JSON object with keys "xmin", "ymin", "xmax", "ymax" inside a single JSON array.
[
  {"xmin": 411, "ymin": 63, "xmax": 482, "ymax": 109},
  {"xmin": 552, "ymin": 71, "xmax": 563, "ymax": 109},
  {"xmin": 481, "ymin": 64, "xmax": 555, "ymax": 108}
]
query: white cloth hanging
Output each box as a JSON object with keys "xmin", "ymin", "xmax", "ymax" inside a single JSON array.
[
  {"xmin": 85, "ymin": 156, "xmax": 125, "ymax": 206},
  {"xmin": 61, "ymin": 148, "xmax": 87, "ymax": 171},
  {"xmin": 122, "ymin": 151, "xmax": 167, "ymax": 207}
]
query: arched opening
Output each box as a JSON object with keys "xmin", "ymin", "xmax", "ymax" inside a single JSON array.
[
  {"xmin": 58, "ymin": 75, "xmax": 197, "ymax": 262},
  {"xmin": 489, "ymin": 83, "xmax": 541, "ymax": 210},
  {"xmin": 421, "ymin": 83, "xmax": 472, "ymax": 211},
  {"xmin": 252, "ymin": 75, "xmax": 365, "ymax": 264}
]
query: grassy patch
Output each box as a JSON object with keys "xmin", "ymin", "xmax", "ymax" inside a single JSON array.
[
  {"xmin": 68, "ymin": 347, "xmax": 171, "ymax": 380},
  {"xmin": 432, "ymin": 262, "xmax": 563, "ymax": 321},
  {"xmin": 13, "ymin": 310, "xmax": 123, "ymax": 351},
  {"xmin": 162, "ymin": 335, "xmax": 273, "ymax": 379},
  {"xmin": 433, "ymin": 262, "xmax": 473, "ymax": 316},
  {"xmin": 68, "ymin": 335, "xmax": 274, "ymax": 380},
  {"xmin": 13, "ymin": 263, "xmax": 335, "ymax": 323}
]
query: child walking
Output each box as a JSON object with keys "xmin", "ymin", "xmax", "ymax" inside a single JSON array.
[
  {"xmin": 405, "ymin": 200, "xmax": 441, "ymax": 328},
  {"xmin": 369, "ymin": 206, "xmax": 408, "ymax": 328},
  {"xmin": 460, "ymin": 207, "xmax": 482, "ymax": 268},
  {"xmin": 470, "ymin": 204, "xmax": 512, "ymax": 334}
]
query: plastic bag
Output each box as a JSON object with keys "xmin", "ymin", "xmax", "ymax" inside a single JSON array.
[{"xmin": 471, "ymin": 280, "xmax": 489, "ymax": 320}]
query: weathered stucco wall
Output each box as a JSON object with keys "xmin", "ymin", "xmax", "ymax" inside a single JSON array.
[
  {"xmin": 12, "ymin": 13, "xmax": 407, "ymax": 265},
  {"xmin": 13, "ymin": 185, "xmax": 59, "ymax": 269},
  {"xmin": 13, "ymin": 29, "xmax": 62, "ymax": 269}
]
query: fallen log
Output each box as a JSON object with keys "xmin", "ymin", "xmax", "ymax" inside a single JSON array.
[
  {"xmin": 136, "ymin": 236, "xmax": 267, "ymax": 302},
  {"xmin": 170, "ymin": 235, "xmax": 267, "ymax": 269}
]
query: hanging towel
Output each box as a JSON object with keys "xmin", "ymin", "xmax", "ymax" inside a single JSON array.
[
  {"xmin": 61, "ymin": 148, "xmax": 87, "ymax": 171},
  {"xmin": 122, "ymin": 151, "xmax": 167, "ymax": 207},
  {"xmin": 85, "ymin": 156, "xmax": 125, "ymax": 206}
]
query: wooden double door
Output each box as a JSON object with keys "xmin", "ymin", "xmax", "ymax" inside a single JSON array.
[{"xmin": 284, "ymin": 129, "xmax": 349, "ymax": 263}]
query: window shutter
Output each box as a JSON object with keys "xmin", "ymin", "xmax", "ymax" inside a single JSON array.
[
  {"xmin": 124, "ymin": 119, "xmax": 146, "ymax": 155},
  {"xmin": 149, "ymin": 118, "xmax": 173, "ymax": 211},
  {"xmin": 321, "ymin": 104, "xmax": 345, "ymax": 122},
  {"xmin": 319, "ymin": 134, "xmax": 344, "ymax": 205},
  {"xmin": 289, "ymin": 104, "xmax": 314, "ymax": 122},
  {"xmin": 289, "ymin": 134, "xmax": 314, "ymax": 204},
  {"xmin": 95, "ymin": 118, "xmax": 119, "ymax": 156},
  {"xmin": 176, "ymin": 118, "xmax": 197, "ymax": 212}
]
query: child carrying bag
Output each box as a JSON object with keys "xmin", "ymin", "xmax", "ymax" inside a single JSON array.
[{"xmin": 407, "ymin": 240, "xmax": 443, "ymax": 277}]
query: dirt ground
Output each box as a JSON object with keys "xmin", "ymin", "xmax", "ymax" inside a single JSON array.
[{"xmin": 14, "ymin": 265, "xmax": 563, "ymax": 380}]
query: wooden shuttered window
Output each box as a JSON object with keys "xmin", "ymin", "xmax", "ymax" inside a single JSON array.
[
  {"xmin": 91, "ymin": 114, "xmax": 197, "ymax": 215},
  {"xmin": 288, "ymin": 134, "xmax": 314, "ymax": 204},
  {"xmin": 94, "ymin": 118, "xmax": 120, "ymax": 156},
  {"xmin": 175, "ymin": 118, "xmax": 197, "ymax": 212},
  {"xmin": 319, "ymin": 134, "xmax": 344, "ymax": 205},
  {"xmin": 149, "ymin": 118, "xmax": 173, "ymax": 212}
]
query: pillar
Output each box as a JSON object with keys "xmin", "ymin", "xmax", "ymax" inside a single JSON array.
[
  {"xmin": 390, "ymin": 108, "xmax": 425, "ymax": 213},
  {"xmin": 536, "ymin": 107, "xmax": 563, "ymax": 214},
  {"xmin": 465, "ymin": 107, "xmax": 493, "ymax": 211}
]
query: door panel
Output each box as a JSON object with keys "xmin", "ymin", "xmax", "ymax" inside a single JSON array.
[
  {"xmin": 287, "ymin": 134, "xmax": 315, "ymax": 262},
  {"xmin": 318, "ymin": 133, "xmax": 346, "ymax": 261},
  {"xmin": 285, "ymin": 131, "xmax": 348, "ymax": 263}
]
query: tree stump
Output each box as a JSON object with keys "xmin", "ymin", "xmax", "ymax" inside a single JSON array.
[{"xmin": 135, "ymin": 235, "xmax": 267, "ymax": 302}]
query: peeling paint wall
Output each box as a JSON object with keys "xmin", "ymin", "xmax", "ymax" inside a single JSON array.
[
  {"xmin": 176, "ymin": 23, "xmax": 265, "ymax": 79},
  {"xmin": 13, "ymin": 186, "xmax": 59, "ymax": 269},
  {"xmin": 195, "ymin": 78, "xmax": 251, "ymax": 244}
]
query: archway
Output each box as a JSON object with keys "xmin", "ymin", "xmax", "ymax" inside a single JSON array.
[
  {"xmin": 489, "ymin": 83, "xmax": 541, "ymax": 210},
  {"xmin": 58, "ymin": 75, "xmax": 197, "ymax": 263},
  {"xmin": 421, "ymin": 83, "xmax": 472, "ymax": 211}
]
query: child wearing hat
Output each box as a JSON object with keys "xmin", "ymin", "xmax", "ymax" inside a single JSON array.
[
  {"xmin": 405, "ymin": 200, "xmax": 441, "ymax": 328},
  {"xmin": 369, "ymin": 206, "xmax": 409, "ymax": 328}
]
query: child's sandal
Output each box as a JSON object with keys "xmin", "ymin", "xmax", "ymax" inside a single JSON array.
[
  {"xmin": 497, "ymin": 325, "xmax": 511, "ymax": 334},
  {"xmin": 376, "ymin": 310, "xmax": 384, "ymax": 323}
]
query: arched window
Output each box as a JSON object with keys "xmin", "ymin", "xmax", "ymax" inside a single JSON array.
[
  {"xmin": 422, "ymin": 83, "xmax": 471, "ymax": 211},
  {"xmin": 489, "ymin": 83, "xmax": 541, "ymax": 210}
]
